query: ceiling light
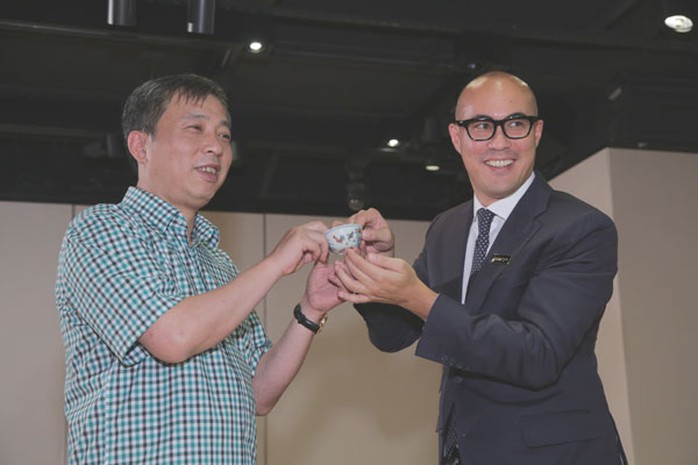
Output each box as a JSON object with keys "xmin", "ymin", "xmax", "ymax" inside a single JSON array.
[
  {"xmin": 664, "ymin": 14, "xmax": 693, "ymax": 32},
  {"xmin": 425, "ymin": 162, "xmax": 440, "ymax": 172},
  {"xmin": 107, "ymin": 0, "xmax": 136, "ymax": 27},
  {"xmin": 247, "ymin": 41, "xmax": 265, "ymax": 54},
  {"xmin": 387, "ymin": 138, "xmax": 400, "ymax": 148},
  {"xmin": 663, "ymin": 0, "xmax": 695, "ymax": 32}
]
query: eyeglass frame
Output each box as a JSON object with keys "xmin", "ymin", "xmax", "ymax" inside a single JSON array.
[{"xmin": 453, "ymin": 114, "xmax": 541, "ymax": 141}]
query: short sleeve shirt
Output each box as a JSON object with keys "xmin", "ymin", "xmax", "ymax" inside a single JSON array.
[{"xmin": 56, "ymin": 187, "xmax": 271, "ymax": 465}]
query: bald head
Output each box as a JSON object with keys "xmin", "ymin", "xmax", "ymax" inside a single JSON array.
[
  {"xmin": 447, "ymin": 70, "xmax": 543, "ymax": 206},
  {"xmin": 455, "ymin": 71, "xmax": 538, "ymax": 119}
]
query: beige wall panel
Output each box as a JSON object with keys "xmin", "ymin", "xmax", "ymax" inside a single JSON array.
[
  {"xmin": 609, "ymin": 149, "xmax": 698, "ymax": 465},
  {"xmin": 10, "ymin": 147, "xmax": 698, "ymax": 465},
  {"xmin": 203, "ymin": 210, "xmax": 266, "ymax": 273},
  {"xmin": 0, "ymin": 201, "xmax": 72, "ymax": 465},
  {"xmin": 263, "ymin": 214, "xmax": 439, "ymax": 465},
  {"xmin": 202, "ymin": 210, "xmax": 268, "ymax": 463},
  {"xmin": 549, "ymin": 150, "xmax": 634, "ymax": 463}
]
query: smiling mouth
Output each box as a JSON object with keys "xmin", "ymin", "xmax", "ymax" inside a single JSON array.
[
  {"xmin": 485, "ymin": 159, "xmax": 513, "ymax": 168},
  {"xmin": 196, "ymin": 166, "xmax": 219, "ymax": 174}
]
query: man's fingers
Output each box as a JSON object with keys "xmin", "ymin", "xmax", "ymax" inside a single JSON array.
[
  {"xmin": 343, "ymin": 249, "xmax": 382, "ymax": 283},
  {"xmin": 337, "ymin": 289, "xmax": 371, "ymax": 304},
  {"xmin": 365, "ymin": 252, "xmax": 402, "ymax": 271},
  {"xmin": 344, "ymin": 248, "xmax": 400, "ymax": 277},
  {"xmin": 334, "ymin": 261, "xmax": 362, "ymax": 292}
]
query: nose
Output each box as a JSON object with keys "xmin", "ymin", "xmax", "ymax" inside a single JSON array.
[
  {"xmin": 204, "ymin": 131, "xmax": 225, "ymax": 157},
  {"xmin": 487, "ymin": 124, "xmax": 511, "ymax": 149}
]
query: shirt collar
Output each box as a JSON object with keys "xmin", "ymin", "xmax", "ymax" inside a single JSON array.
[
  {"xmin": 121, "ymin": 187, "xmax": 220, "ymax": 247},
  {"xmin": 473, "ymin": 171, "xmax": 535, "ymax": 220}
]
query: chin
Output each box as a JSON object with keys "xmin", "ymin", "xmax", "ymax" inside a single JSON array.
[{"xmin": 190, "ymin": 192, "xmax": 216, "ymax": 209}]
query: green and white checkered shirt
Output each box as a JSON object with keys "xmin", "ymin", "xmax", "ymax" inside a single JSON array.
[{"xmin": 56, "ymin": 187, "xmax": 271, "ymax": 465}]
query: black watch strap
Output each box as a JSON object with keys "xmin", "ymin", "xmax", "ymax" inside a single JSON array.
[{"xmin": 293, "ymin": 304, "xmax": 327, "ymax": 334}]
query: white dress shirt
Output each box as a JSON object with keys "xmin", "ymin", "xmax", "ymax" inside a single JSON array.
[{"xmin": 461, "ymin": 172, "xmax": 535, "ymax": 303}]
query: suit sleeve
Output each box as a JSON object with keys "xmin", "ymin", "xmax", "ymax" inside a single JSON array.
[{"xmin": 353, "ymin": 220, "xmax": 437, "ymax": 353}]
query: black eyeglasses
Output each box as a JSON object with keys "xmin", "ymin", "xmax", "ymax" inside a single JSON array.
[{"xmin": 454, "ymin": 114, "xmax": 541, "ymax": 141}]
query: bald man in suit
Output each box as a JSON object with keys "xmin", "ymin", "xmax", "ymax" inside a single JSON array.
[{"xmin": 334, "ymin": 71, "xmax": 627, "ymax": 465}]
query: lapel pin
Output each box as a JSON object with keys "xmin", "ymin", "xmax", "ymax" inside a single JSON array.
[{"xmin": 490, "ymin": 254, "xmax": 511, "ymax": 265}]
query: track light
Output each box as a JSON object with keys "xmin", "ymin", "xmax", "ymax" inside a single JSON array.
[
  {"xmin": 345, "ymin": 157, "xmax": 369, "ymax": 211},
  {"xmin": 346, "ymin": 181, "xmax": 367, "ymax": 212},
  {"xmin": 187, "ymin": 0, "xmax": 216, "ymax": 34},
  {"xmin": 107, "ymin": 0, "xmax": 136, "ymax": 27}
]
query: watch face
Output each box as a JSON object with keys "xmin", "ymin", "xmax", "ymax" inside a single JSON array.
[{"xmin": 317, "ymin": 315, "xmax": 328, "ymax": 333}]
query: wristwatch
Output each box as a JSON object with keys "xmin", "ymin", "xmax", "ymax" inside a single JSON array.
[{"xmin": 293, "ymin": 304, "xmax": 328, "ymax": 334}]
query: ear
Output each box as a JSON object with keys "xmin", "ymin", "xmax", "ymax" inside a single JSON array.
[
  {"xmin": 533, "ymin": 119, "xmax": 544, "ymax": 148},
  {"xmin": 447, "ymin": 123, "xmax": 462, "ymax": 153},
  {"xmin": 126, "ymin": 130, "xmax": 148, "ymax": 166}
]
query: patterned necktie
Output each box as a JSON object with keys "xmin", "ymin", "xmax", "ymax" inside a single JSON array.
[{"xmin": 471, "ymin": 208, "xmax": 495, "ymax": 275}]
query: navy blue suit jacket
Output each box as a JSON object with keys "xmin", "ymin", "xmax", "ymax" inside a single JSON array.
[{"xmin": 356, "ymin": 174, "xmax": 626, "ymax": 464}]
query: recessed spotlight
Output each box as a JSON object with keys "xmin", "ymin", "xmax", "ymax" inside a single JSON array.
[
  {"xmin": 248, "ymin": 40, "xmax": 265, "ymax": 53},
  {"xmin": 387, "ymin": 138, "xmax": 400, "ymax": 148},
  {"xmin": 425, "ymin": 163, "xmax": 440, "ymax": 172}
]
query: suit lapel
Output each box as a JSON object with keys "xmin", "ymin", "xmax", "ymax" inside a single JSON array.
[{"xmin": 466, "ymin": 175, "xmax": 552, "ymax": 309}]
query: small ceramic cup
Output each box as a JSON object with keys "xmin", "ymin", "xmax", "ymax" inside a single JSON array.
[{"xmin": 325, "ymin": 223, "xmax": 362, "ymax": 254}]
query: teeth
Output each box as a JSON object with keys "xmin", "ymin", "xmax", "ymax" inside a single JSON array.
[
  {"xmin": 198, "ymin": 166, "xmax": 217, "ymax": 174},
  {"xmin": 486, "ymin": 159, "xmax": 513, "ymax": 167}
]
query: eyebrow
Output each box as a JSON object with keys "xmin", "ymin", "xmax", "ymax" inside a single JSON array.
[{"xmin": 181, "ymin": 112, "xmax": 231, "ymax": 128}]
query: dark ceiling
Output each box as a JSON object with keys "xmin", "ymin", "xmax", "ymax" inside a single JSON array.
[{"xmin": 2, "ymin": 0, "xmax": 698, "ymax": 220}]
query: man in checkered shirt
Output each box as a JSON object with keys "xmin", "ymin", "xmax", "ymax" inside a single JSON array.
[{"xmin": 56, "ymin": 74, "xmax": 342, "ymax": 464}]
